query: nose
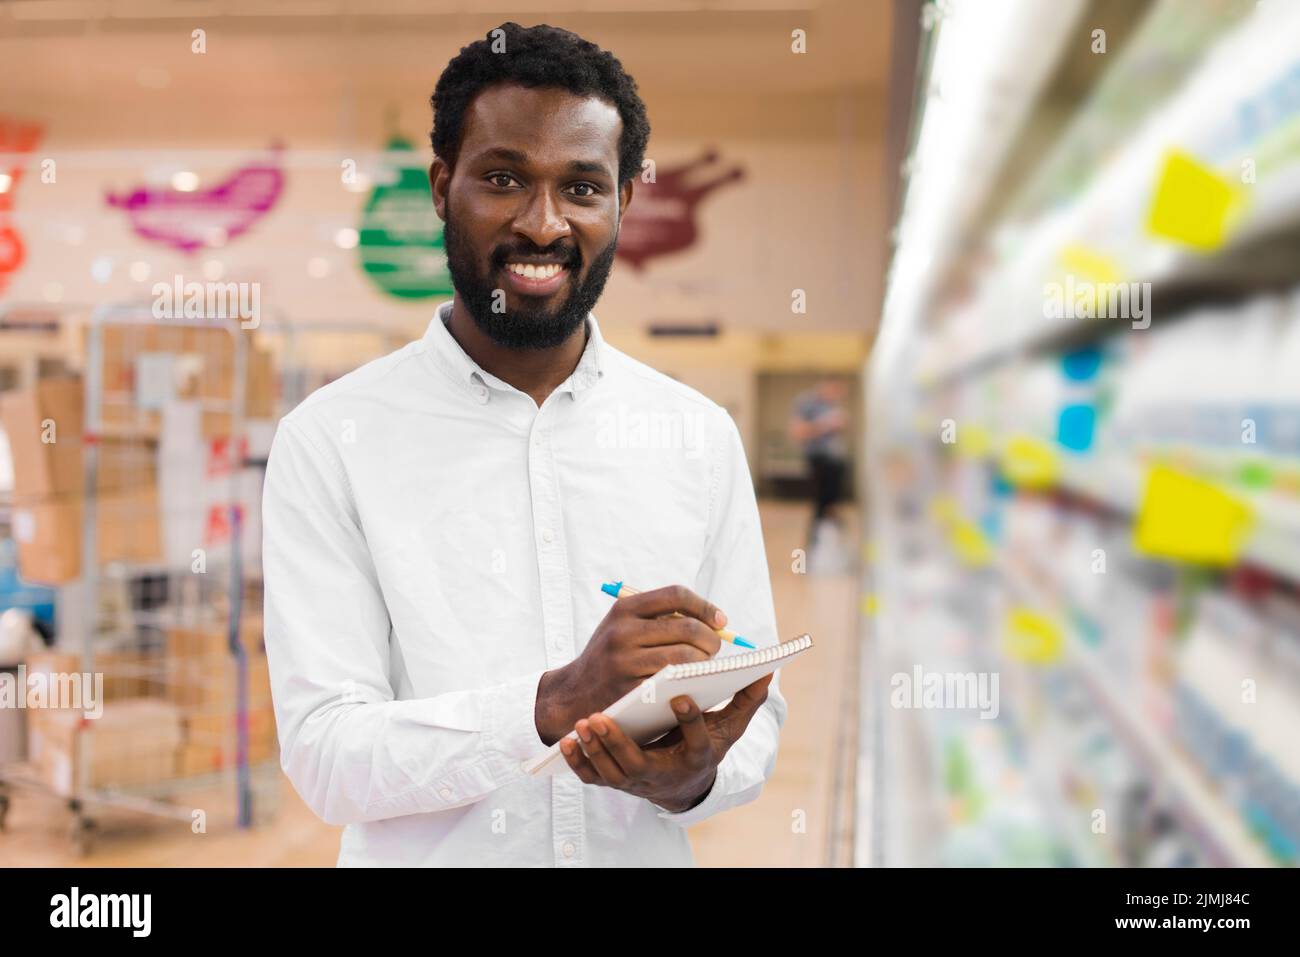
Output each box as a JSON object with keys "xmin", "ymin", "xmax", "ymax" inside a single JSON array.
[{"xmin": 512, "ymin": 186, "xmax": 571, "ymax": 250}]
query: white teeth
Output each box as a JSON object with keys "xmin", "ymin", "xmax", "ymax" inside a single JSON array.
[{"xmin": 507, "ymin": 263, "xmax": 564, "ymax": 279}]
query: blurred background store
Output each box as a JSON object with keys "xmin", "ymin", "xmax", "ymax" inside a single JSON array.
[{"xmin": 0, "ymin": 0, "xmax": 1297, "ymax": 868}]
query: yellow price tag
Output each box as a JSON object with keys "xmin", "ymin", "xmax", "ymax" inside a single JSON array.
[
  {"xmin": 1000, "ymin": 435, "xmax": 1059, "ymax": 489},
  {"xmin": 1146, "ymin": 150, "xmax": 1248, "ymax": 251},
  {"xmin": 1003, "ymin": 607, "xmax": 1064, "ymax": 664},
  {"xmin": 1133, "ymin": 465, "xmax": 1254, "ymax": 565}
]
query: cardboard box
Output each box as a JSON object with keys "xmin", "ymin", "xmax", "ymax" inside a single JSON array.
[
  {"xmin": 29, "ymin": 697, "xmax": 182, "ymax": 797},
  {"xmin": 22, "ymin": 650, "xmax": 89, "ymax": 717},
  {"xmin": 185, "ymin": 704, "xmax": 275, "ymax": 740},
  {"xmin": 177, "ymin": 734, "xmax": 276, "ymax": 775},
  {"xmin": 11, "ymin": 483, "xmax": 163, "ymax": 584},
  {"xmin": 199, "ymin": 345, "xmax": 275, "ymax": 437},
  {"xmin": 166, "ymin": 649, "xmax": 271, "ymax": 711},
  {"xmin": 181, "ymin": 704, "xmax": 277, "ymax": 768},
  {"xmin": 165, "ymin": 614, "xmax": 263, "ymax": 659},
  {"xmin": 93, "ymin": 437, "xmax": 158, "ymax": 491},
  {"xmin": 97, "ymin": 649, "xmax": 160, "ymax": 701},
  {"xmin": 10, "ymin": 498, "xmax": 78, "ymax": 583},
  {"xmin": 0, "ymin": 378, "xmax": 84, "ymax": 497},
  {"xmin": 80, "ymin": 324, "xmax": 267, "ymax": 439},
  {"xmin": 0, "ymin": 375, "xmax": 159, "ymax": 491},
  {"xmin": 246, "ymin": 345, "xmax": 275, "ymax": 418}
]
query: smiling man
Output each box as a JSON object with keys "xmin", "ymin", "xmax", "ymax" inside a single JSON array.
[{"xmin": 262, "ymin": 21, "xmax": 787, "ymax": 867}]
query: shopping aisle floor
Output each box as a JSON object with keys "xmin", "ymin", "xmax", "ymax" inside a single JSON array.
[{"xmin": 0, "ymin": 501, "xmax": 861, "ymax": 867}]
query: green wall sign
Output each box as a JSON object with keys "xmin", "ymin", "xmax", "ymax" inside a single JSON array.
[{"xmin": 358, "ymin": 136, "xmax": 453, "ymax": 300}]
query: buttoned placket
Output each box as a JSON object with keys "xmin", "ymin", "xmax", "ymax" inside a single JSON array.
[
  {"xmin": 526, "ymin": 383, "xmax": 588, "ymax": 867},
  {"xmin": 462, "ymin": 325, "xmax": 600, "ymax": 867}
]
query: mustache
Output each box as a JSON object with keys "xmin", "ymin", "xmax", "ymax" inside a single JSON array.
[{"xmin": 491, "ymin": 244, "xmax": 581, "ymax": 268}]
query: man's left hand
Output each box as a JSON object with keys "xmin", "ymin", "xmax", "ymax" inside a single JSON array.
[{"xmin": 558, "ymin": 674, "xmax": 774, "ymax": 813}]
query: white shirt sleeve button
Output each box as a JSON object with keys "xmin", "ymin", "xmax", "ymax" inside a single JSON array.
[
  {"xmin": 562, "ymin": 841, "xmax": 576, "ymax": 858},
  {"xmin": 439, "ymin": 787, "xmax": 453, "ymax": 801},
  {"xmin": 541, "ymin": 527, "xmax": 555, "ymax": 543}
]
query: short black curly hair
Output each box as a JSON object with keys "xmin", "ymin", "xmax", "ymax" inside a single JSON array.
[{"xmin": 430, "ymin": 22, "xmax": 650, "ymax": 188}]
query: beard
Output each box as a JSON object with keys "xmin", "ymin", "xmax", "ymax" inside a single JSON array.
[{"xmin": 441, "ymin": 198, "xmax": 619, "ymax": 350}]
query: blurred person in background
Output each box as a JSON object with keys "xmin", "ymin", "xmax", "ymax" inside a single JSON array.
[{"xmin": 789, "ymin": 378, "xmax": 850, "ymax": 567}]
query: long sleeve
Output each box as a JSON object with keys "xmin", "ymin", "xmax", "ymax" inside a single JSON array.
[
  {"xmin": 652, "ymin": 409, "xmax": 788, "ymax": 827},
  {"xmin": 261, "ymin": 418, "xmax": 550, "ymax": 827}
]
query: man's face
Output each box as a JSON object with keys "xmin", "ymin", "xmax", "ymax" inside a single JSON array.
[{"xmin": 431, "ymin": 83, "xmax": 633, "ymax": 349}]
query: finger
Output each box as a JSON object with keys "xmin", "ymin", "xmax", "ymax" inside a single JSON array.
[
  {"xmin": 559, "ymin": 736, "xmax": 602, "ymax": 786},
  {"xmin": 632, "ymin": 615, "xmax": 723, "ymax": 657},
  {"xmin": 620, "ymin": 584, "xmax": 726, "ymax": 630},
  {"xmin": 632, "ymin": 642, "xmax": 713, "ymax": 679},
  {"xmin": 575, "ymin": 717, "xmax": 629, "ymax": 788},
  {"xmin": 589, "ymin": 713, "xmax": 647, "ymax": 779},
  {"xmin": 669, "ymin": 695, "xmax": 713, "ymax": 766}
]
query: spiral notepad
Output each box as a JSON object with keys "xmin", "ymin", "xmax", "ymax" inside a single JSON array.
[{"xmin": 523, "ymin": 633, "xmax": 813, "ymax": 777}]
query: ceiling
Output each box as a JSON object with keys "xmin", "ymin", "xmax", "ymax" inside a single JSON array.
[{"xmin": 0, "ymin": 0, "xmax": 895, "ymax": 334}]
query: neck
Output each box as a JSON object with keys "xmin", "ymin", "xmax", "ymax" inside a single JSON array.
[{"xmin": 446, "ymin": 295, "xmax": 589, "ymax": 408}]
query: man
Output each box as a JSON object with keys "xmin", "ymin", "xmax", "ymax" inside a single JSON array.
[
  {"xmin": 262, "ymin": 22, "xmax": 786, "ymax": 867},
  {"xmin": 789, "ymin": 378, "xmax": 850, "ymax": 550}
]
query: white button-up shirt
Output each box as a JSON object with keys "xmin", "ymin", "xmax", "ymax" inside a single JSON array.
[{"xmin": 261, "ymin": 300, "xmax": 787, "ymax": 866}]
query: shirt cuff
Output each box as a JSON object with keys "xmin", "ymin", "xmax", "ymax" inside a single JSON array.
[
  {"xmin": 484, "ymin": 668, "xmax": 551, "ymax": 769},
  {"xmin": 652, "ymin": 755, "xmax": 733, "ymax": 827}
]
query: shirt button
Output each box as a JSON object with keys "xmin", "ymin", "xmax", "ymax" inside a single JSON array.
[
  {"xmin": 562, "ymin": 841, "xmax": 576, "ymax": 858},
  {"xmin": 439, "ymin": 787, "xmax": 453, "ymax": 801},
  {"xmin": 474, "ymin": 386, "xmax": 488, "ymax": 402},
  {"xmin": 542, "ymin": 528, "xmax": 555, "ymax": 543}
]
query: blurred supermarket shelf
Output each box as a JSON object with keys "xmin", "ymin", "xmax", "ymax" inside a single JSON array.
[
  {"xmin": 1005, "ymin": 562, "xmax": 1275, "ymax": 868},
  {"xmin": 1054, "ymin": 454, "xmax": 1300, "ymax": 582},
  {"xmin": 915, "ymin": 1, "xmax": 1300, "ymax": 388}
]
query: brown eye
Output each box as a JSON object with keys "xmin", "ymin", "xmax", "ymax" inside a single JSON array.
[
  {"xmin": 488, "ymin": 173, "xmax": 515, "ymax": 188},
  {"xmin": 569, "ymin": 183, "xmax": 597, "ymax": 198}
]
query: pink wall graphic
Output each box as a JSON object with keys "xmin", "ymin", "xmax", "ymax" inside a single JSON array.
[{"xmin": 106, "ymin": 147, "xmax": 284, "ymax": 253}]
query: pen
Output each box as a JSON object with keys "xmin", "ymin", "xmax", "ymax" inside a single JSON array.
[{"xmin": 600, "ymin": 581, "xmax": 757, "ymax": 648}]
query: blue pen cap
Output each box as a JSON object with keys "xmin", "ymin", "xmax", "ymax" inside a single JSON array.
[{"xmin": 601, "ymin": 581, "xmax": 624, "ymax": 597}]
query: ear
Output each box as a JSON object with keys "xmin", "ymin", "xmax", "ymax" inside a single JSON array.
[
  {"xmin": 429, "ymin": 158, "xmax": 451, "ymax": 221},
  {"xmin": 617, "ymin": 176, "xmax": 634, "ymax": 220}
]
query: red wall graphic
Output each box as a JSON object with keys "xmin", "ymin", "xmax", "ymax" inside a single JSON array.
[
  {"xmin": 616, "ymin": 150, "xmax": 744, "ymax": 270},
  {"xmin": 0, "ymin": 118, "xmax": 44, "ymax": 296}
]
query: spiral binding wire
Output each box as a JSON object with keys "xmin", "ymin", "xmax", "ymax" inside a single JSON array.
[{"xmin": 664, "ymin": 633, "xmax": 813, "ymax": 680}]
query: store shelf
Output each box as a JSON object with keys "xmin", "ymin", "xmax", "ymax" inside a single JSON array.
[
  {"xmin": 918, "ymin": 2, "xmax": 1300, "ymax": 387},
  {"xmin": 1006, "ymin": 560, "xmax": 1275, "ymax": 868},
  {"xmin": 1054, "ymin": 453, "xmax": 1300, "ymax": 581},
  {"xmin": 1064, "ymin": 627, "xmax": 1273, "ymax": 868},
  {"xmin": 935, "ymin": 438, "xmax": 1300, "ymax": 583}
]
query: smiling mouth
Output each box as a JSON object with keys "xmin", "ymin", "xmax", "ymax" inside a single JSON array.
[{"xmin": 500, "ymin": 261, "xmax": 572, "ymax": 296}]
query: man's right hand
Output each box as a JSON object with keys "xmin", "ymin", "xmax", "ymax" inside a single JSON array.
[{"xmin": 534, "ymin": 585, "xmax": 726, "ymax": 745}]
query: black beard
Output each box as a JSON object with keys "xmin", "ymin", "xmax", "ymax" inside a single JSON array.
[{"xmin": 442, "ymin": 199, "xmax": 619, "ymax": 351}]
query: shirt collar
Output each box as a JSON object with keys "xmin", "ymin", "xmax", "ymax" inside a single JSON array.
[{"xmin": 424, "ymin": 299, "xmax": 606, "ymax": 399}]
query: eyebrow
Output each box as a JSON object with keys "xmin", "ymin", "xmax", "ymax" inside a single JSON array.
[{"xmin": 474, "ymin": 147, "xmax": 612, "ymax": 178}]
